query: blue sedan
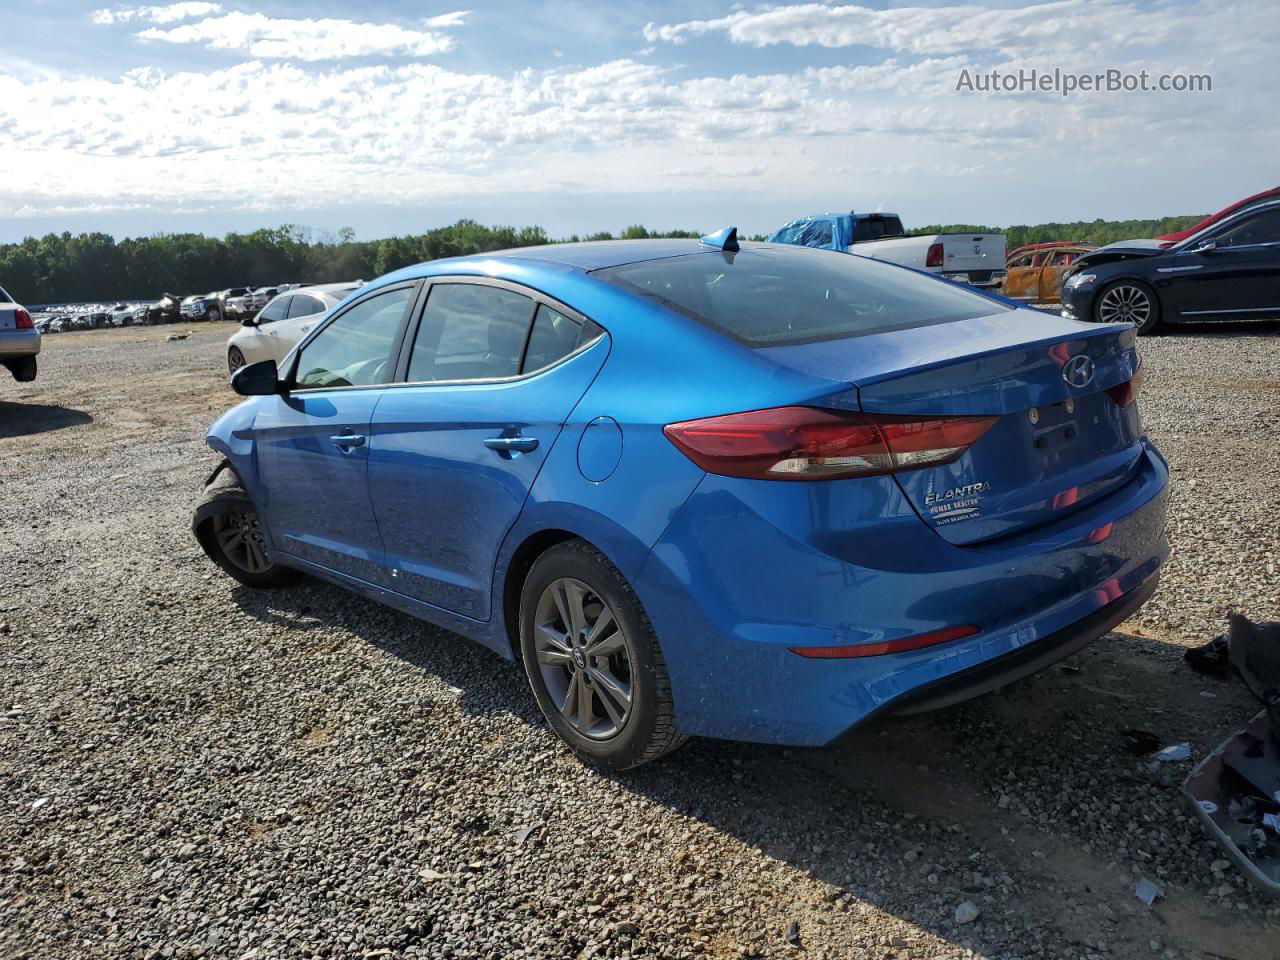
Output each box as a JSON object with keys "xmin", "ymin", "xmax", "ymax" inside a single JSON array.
[{"xmin": 194, "ymin": 230, "xmax": 1169, "ymax": 769}]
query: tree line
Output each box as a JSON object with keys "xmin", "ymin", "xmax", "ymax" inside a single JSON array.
[
  {"xmin": 0, "ymin": 216, "xmax": 1205, "ymax": 305},
  {"xmin": 907, "ymin": 216, "xmax": 1206, "ymax": 250}
]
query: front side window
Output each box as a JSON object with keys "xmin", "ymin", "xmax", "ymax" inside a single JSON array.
[
  {"xmin": 1213, "ymin": 209, "xmax": 1280, "ymax": 248},
  {"xmin": 407, "ymin": 284, "xmax": 534, "ymax": 382},
  {"xmin": 294, "ymin": 286, "xmax": 412, "ymax": 389},
  {"xmin": 257, "ymin": 297, "xmax": 291, "ymax": 324},
  {"xmin": 597, "ymin": 245, "xmax": 1009, "ymax": 346}
]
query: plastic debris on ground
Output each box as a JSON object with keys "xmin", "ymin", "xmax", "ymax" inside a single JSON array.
[
  {"xmin": 1134, "ymin": 878, "xmax": 1164, "ymax": 906},
  {"xmin": 1182, "ymin": 614, "xmax": 1280, "ymax": 898},
  {"xmin": 1153, "ymin": 742, "xmax": 1192, "ymax": 763}
]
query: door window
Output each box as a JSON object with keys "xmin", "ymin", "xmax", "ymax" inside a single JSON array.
[
  {"xmin": 407, "ymin": 284, "xmax": 535, "ymax": 382},
  {"xmin": 288, "ymin": 294, "xmax": 325, "ymax": 318},
  {"xmin": 293, "ymin": 287, "xmax": 412, "ymax": 389},
  {"xmin": 1212, "ymin": 209, "xmax": 1280, "ymax": 248},
  {"xmin": 258, "ymin": 297, "xmax": 291, "ymax": 324},
  {"xmin": 523, "ymin": 305, "xmax": 587, "ymax": 373}
]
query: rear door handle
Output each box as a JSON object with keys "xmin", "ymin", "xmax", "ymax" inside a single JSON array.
[
  {"xmin": 330, "ymin": 433, "xmax": 366, "ymax": 451},
  {"xmin": 484, "ymin": 436, "xmax": 538, "ymax": 453}
]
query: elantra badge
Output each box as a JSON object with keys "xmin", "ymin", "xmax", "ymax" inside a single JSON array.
[{"xmin": 1062, "ymin": 355, "xmax": 1094, "ymax": 388}]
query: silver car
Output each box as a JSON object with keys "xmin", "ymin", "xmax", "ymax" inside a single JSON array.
[{"xmin": 0, "ymin": 284, "xmax": 40, "ymax": 382}]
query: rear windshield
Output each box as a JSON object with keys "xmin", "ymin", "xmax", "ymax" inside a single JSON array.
[
  {"xmin": 595, "ymin": 245, "xmax": 1008, "ymax": 346},
  {"xmin": 854, "ymin": 215, "xmax": 904, "ymax": 241},
  {"xmin": 0, "ymin": 286, "xmax": 11, "ymax": 304}
]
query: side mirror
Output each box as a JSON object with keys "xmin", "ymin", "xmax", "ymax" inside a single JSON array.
[
  {"xmin": 1193, "ymin": 239, "xmax": 1218, "ymax": 254},
  {"xmin": 240, "ymin": 316, "xmax": 257, "ymax": 327},
  {"xmin": 230, "ymin": 359, "xmax": 280, "ymax": 396}
]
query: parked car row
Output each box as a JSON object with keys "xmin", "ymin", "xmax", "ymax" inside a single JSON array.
[{"xmin": 28, "ymin": 283, "xmax": 315, "ymax": 336}]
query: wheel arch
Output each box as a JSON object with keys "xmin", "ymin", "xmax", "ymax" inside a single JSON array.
[{"xmin": 500, "ymin": 528, "xmax": 585, "ymax": 659}]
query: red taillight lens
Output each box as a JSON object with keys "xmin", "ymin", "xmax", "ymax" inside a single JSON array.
[
  {"xmin": 790, "ymin": 625, "xmax": 980, "ymax": 658},
  {"xmin": 1104, "ymin": 364, "xmax": 1145, "ymax": 406},
  {"xmin": 925, "ymin": 242, "xmax": 944, "ymax": 268},
  {"xmin": 14, "ymin": 307, "xmax": 33, "ymax": 329},
  {"xmin": 663, "ymin": 406, "xmax": 996, "ymax": 481}
]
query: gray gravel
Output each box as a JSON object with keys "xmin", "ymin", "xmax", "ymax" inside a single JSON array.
[{"xmin": 1, "ymin": 320, "xmax": 1278, "ymax": 960}]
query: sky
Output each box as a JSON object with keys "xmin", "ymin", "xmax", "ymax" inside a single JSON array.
[{"xmin": 1, "ymin": 0, "xmax": 1277, "ymax": 242}]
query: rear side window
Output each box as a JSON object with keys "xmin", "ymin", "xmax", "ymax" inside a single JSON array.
[
  {"xmin": 288, "ymin": 294, "xmax": 325, "ymax": 318},
  {"xmin": 294, "ymin": 286, "xmax": 412, "ymax": 389},
  {"xmin": 524, "ymin": 305, "xmax": 587, "ymax": 373},
  {"xmin": 597, "ymin": 245, "xmax": 1009, "ymax": 346},
  {"xmin": 408, "ymin": 284, "xmax": 534, "ymax": 382}
]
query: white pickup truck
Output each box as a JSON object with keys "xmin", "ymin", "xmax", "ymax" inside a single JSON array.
[{"xmin": 766, "ymin": 212, "xmax": 1007, "ymax": 288}]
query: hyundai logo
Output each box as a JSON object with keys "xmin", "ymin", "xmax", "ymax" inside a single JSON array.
[{"xmin": 1062, "ymin": 355, "xmax": 1095, "ymax": 388}]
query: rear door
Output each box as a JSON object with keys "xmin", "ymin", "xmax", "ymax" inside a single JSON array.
[
  {"xmin": 252, "ymin": 283, "xmax": 417, "ymax": 582},
  {"xmin": 367, "ymin": 280, "xmax": 608, "ymax": 619}
]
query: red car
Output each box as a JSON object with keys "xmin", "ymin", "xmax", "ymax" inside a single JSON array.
[{"xmin": 1157, "ymin": 187, "xmax": 1280, "ymax": 247}]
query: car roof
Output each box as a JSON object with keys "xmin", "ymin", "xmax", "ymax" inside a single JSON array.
[{"xmin": 474, "ymin": 239, "xmax": 717, "ymax": 272}]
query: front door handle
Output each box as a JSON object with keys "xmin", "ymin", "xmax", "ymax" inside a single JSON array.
[
  {"xmin": 330, "ymin": 433, "xmax": 366, "ymax": 452},
  {"xmin": 484, "ymin": 436, "xmax": 538, "ymax": 453}
]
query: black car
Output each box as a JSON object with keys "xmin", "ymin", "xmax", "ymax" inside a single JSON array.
[{"xmin": 1061, "ymin": 199, "xmax": 1280, "ymax": 334}]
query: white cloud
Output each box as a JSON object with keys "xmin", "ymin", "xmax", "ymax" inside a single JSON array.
[
  {"xmin": 6, "ymin": 0, "xmax": 1280, "ymax": 228},
  {"xmin": 644, "ymin": 0, "xmax": 1219, "ymax": 57},
  {"xmin": 422, "ymin": 11, "xmax": 469, "ymax": 29},
  {"xmin": 91, "ymin": 2, "xmax": 223, "ymax": 26},
  {"xmin": 136, "ymin": 11, "xmax": 459, "ymax": 60}
]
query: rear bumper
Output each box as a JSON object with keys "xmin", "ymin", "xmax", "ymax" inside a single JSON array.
[
  {"xmin": 945, "ymin": 269, "xmax": 1007, "ymax": 288},
  {"xmin": 635, "ymin": 441, "xmax": 1169, "ymax": 746},
  {"xmin": 0, "ymin": 328, "xmax": 41, "ymax": 357},
  {"xmin": 878, "ymin": 570, "xmax": 1158, "ymax": 717}
]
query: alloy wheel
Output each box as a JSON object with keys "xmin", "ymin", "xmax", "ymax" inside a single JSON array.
[
  {"xmin": 228, "ymin": 347, "xmax": 246, "ymax": 373},
  {"xmin": 1097, "ymin": 283, "xmax": 1152, "ymax": 326},
  {"xmin": 533, "ymin": 577, "xmax": 634, "ymax": 740},
  {"xmin": 211, "ymin": 508, "xmax": 271, "ymax": 574}
]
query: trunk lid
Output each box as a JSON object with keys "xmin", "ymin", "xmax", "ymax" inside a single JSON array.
[
  {"xmin": 939, "ymin": 234, "xmax": 1006, "ymax": 273},
  {"xmin": 759, "ymin": 310, "xmax": 1144, "ymax": 545}
]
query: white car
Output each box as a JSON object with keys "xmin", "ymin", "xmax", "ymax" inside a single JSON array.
[
  {"xmin": 0, "ymin": 283, "xmax": 40, "ymax": 382},
  {"xmin": 225, "ymin": 282, "xmax": 361, "ymax": 373}
]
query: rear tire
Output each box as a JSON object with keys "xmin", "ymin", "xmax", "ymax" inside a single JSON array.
[
  {"xmin": 208, "ymin": 307, "xmax": 222, "ymax": 323},
  {"xmin": 519, "ymin": 540, "xmax": 686, "ymax": 770},
  {"xmin": 193, "ymin": 466, "xmax": 298, "ymax": 589},
  {"xmin": 1095, "ymin": 279, "xmax": 1161, "ymax": 334},
  {"xmin": 4, "ymin": 356, "xmax": 37, "ymax": 382}
]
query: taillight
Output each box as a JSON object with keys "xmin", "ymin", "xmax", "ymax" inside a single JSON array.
[
  {"xmin": 1104, "ymin": 364, "xmax": 1145, "ymax": 406},
  {"xmin": 14, "ymin": 307, "xmax": 33, "ymax": 329},
  {"xmin": 663, "ymin": 406, "xmax": 996, "ymax": 481},
  {"xmin": 790, "ymin": 625, "xmax": 980, "ymax": 658},
  {"xmin": 925, "ymin": 242, "xmax": 944, "ymax": 268}
]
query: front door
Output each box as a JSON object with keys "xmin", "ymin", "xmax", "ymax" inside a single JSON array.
[
  {"xmin": 1165, "ymin": 208, "xmax": 1280, "ymax": 320},
  {"xmin": 368, "ymin": 281, "xmax": 608, "ymax": 620},
  {"xmin": 253, "ymin": 283, "xmax": 417, "ymax": 583}
]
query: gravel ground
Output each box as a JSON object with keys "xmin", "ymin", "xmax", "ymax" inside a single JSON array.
[{"xmin": 1, "ymin": 320, "xmax": 1278, "ymax": 960}]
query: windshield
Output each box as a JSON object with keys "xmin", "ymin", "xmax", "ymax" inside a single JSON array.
[{"xmin": 595, "ymin": 245, "xmax": 1009, "ymax": 346}]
